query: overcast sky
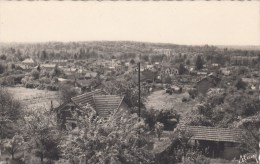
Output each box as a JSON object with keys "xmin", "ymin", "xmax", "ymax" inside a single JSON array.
[{"xmin": 0, "ymin": 1, "xmax": 259, "ymax": 45}]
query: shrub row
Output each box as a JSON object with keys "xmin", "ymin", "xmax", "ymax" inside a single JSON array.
[{"xmin": 25, "ymin": 82, "xmax": 59, "ymax": 91}]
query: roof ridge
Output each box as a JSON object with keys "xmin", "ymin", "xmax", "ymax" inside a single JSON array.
[
  {"xmin": 71, "ymin": 89, "xmax": 104, "ymax": 100},
  {"xmin": 188, "ymin": 125, "xmax": 243, "ymax": 131},
  {"xmin": 93, "ymin": 94, "xmax": 120, "ymax": 97},
  {"xmin": 114, "ymin": 96, "xmax": 125, "ymax": 114}
]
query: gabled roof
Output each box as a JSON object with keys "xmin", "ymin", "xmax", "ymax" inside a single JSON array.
[
  {"xmin": 57, "ymin": 89, "xmax": 127, "ymax": 118},
  {"xmin": 71, "ymin": 89, "xmax": 107, "ymax": 108},
  {"xmin": 93, "ymin": 95, "xmax": 124, "ymax": 117},
  {"xmin": 181, "ymin": 125, "xmax": 243, "ymax": 143},
  {"xmin": 197, "ymin": 73, "xmax": 221, "ymax": 86}
]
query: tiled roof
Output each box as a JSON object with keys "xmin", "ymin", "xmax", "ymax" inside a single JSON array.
[
  {"xmin": 58, "ymin": 89, "xmax": 126, "ymax": 118},
  {"xmin": 181, "ymin": 125, "xmax": 243, "ymax": 143},
  {"xmin": 71, "ymin": 89, "xmax": 107, "ymax": 108},
  {"xmin": 93, "ymin": 95, "xmax": 124, "ymax": 117}
]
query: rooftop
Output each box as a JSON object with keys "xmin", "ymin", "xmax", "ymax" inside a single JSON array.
[
  {"xmin": 70, "ymin": 90, "xmax": 125, "ymax": 117},
  {"xmin": 180, "ymin": 125, "xmax": 243, "ymax": 143},
  {"xmin": 22, "ymin": 58, "xmax": 35, "ymax": 64}
]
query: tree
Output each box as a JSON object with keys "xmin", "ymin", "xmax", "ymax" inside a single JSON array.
[
  {"xmin": 23, "ymin": 107, "xmax": 62, "ymax": 163},
  {"xmin": 178, "ymin": 64, "xmax": 187, "ymax": 75},
  {"xmin": 195, "ymin": 55, "xmax": 203, "ymax": 70},
  {"xmin": 59, "ymin": 84, "xmax": 79, "ymax": 103},
  {"xmin": 0, "ymin": 87, "xmax": 22, "ymax": 139},
  {"xmin": 60, "ymin": 109, "xmax": 154, "ymax": 164},
  {"xmin": 164, "ymin": 76, "xmax": 172, "ymax": 84},
  {"xmin": 40, "ymin": 50, "xmax": 48, "ymax": 61},
  {"xmin": 0, "ymin": 54, "xmax": 7, "ymax": 60},
  {"xmin": 171, "ymin": 128, "xmax": 193, "ymax": 162},
  {"xmin": 185, "ymin": 59, "xmax": 190, "ymax": 66},
  {"xmin": 160, "ymin": 127, "xmax": 209, "ymax": 164},
  {"xmin": 102, "ymin": 79, "xmax": 148, "ymax": 108},
  {"xmin": 142, "ymin": 108, "xmax": 179, "ymax": 131},
  {"xmin": 130, "ymin": 59, "xmax": 135, "ymax": 65},
  {"xmin": 0, "ymin": 62, "xmax": 6, "ymax": 74},
  {"xmin": 4, "ymin": 134, "xmax": 24, "ymax": 159},
  {"xmin": 30, "ymin": 69, "xmax": 40, "ymax": 80},
  {"xmin": 50, "ymin": 65, "xmax": 63, "ymax": 78},
  {"xmin": 235, "ymin": 78, "xmax": 247, "ymax": 90},
  {"xmin": 141, "ymin": 55, "xmax": 149, "ymax": 61},
  {"xmin": 0, "ymin": 87, "xmax": 23, "ymax": 157},
  {"xmin": 236, "ymin": 114, "xmax": 260, "ymax": 163}
]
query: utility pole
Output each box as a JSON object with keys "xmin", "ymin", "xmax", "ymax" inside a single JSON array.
[{"xmin": 138, "ymin": 53, "xmax": 141, "ymax": 148}]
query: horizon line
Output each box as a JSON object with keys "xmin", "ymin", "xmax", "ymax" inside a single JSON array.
[{"xmin": 0, "ymin": 40, "xmax": 259, "ymax": 47}]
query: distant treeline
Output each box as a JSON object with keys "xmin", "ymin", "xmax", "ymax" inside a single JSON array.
[{"xmin": 0, "ymin": 41, "xmax": 260, "ymax": 64}]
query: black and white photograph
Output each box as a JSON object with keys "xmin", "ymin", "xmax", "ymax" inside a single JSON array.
[{"xmin": 0, "ymin": 1, "xmax": 259, "ymax": 164}]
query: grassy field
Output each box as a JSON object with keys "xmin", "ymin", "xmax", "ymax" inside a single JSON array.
[
  {"xmin": 6, "ymin": 87, "xmax": 61, "ymax": 111},
  {"xmin": 145, "ymin": 89, "xmax": 197, "ymax": 117}
]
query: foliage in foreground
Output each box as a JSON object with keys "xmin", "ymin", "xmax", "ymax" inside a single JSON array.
[{"xmin": 59, "ymin": 110, "xmax": 154, "ymax": 164}]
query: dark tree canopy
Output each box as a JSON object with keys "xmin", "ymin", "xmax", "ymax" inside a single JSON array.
[{"xmin": 195, "ymin": 55, "xmax": 204, "ymax": 70}]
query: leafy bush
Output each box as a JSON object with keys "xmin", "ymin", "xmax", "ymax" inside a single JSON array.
[
  {"xmin": 39, "ymin": 77, "xmax": 51, "ymax": 84},
  {"xmin": 21, "ymin": 76, "xmax": 30, "ymax": 85},
  {"xmin": 142, "ymin": 108, "xmax": 180, "ymax": 131},
  {"xmin": 11, "ymin": 74, "xmax": 25, "ymax": 84},
  {"xmin": 235, "ymin": 78, "xmax": 247, "ymax": 90},
  {"xmin": 30, "ymin": 69, "xmax": 40, "ymax": 80},
  {"xmin": 0, "ymin": 62, "xmax": 6, "ymax": 74},
  {"xmin": 46, "ymin": 84, "xmax": 59, "ymax": 91},
  {"xmin": 25, "ymin": 82, "xmax": 39, "ymax": 89},
  {"xmin": 59, "ymin": 84, "xmax": 79, "ymax": 102},
  {"xmin": 188, "ymin": 88, "xmax": 197, "ymax": 99}
]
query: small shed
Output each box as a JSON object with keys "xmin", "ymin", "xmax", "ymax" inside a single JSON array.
[
  {"xmin": 181, "ymin": 125, "xmax": 243, "ymax": 160},
  {"xmin": 196, "ymin": 73, "xmax": 221, "ymax": 95}
]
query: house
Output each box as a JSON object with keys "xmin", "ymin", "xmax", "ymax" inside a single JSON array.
[
  {"xmin": 55, "ymin": 90, "xmax": 129, "ymax": 129},
  {"xmin": 40, "ymin": 64, "xmax": 56, "ymax": 71},
  {"xmin": 212, "ymin": 63, "xmax": 219, "ymax": 67},
  {"xmin": 115, "ymin": 65, "xmax": 124, "ymax": 72},
  {"xmin": 220, "ymin": 68, "xmax": 231, "ymax": 76},
  {"xmin": 85, "ymin": 71, "xmax": 98, "ymax": 79},
  {"xmin": 146, "ymin": 65, "xmax": 154, "ymax": 70},
  {"xmin": 154, "ymin": 48, "xmax": 172, "ymax": 57},
  {"xmin": 21, "ymin": 58, "xmax": 36, "ymax": 69},
  {"xmin": 180, "ymin": 125, "xmax": 243, "ymax": 160},
  {"xmin": 57, "ymin": 78, "xmax": 71, "ymax": 82},
  {"xmin": 164, "ymin": 68, "xmax": 178, "ymax": 76},
  {"xmin": 124, "ymin": 62, "xmax": 130, "ymax": 67},
  {"xmin": 135, "ymin": 66, "xmax": 145, "ymax": 72},
  {"xmin": 241, "ymin": 78, "xmax": 259, "ymax": 85},
  {"xmin": 108, "ymin": 66, "xmax": 116, "ymax": 70},
  {"xmin": 52, "ymin": 60, "xmax": 67, "ymax": 66},
  {"xmin": 196, "ymin": 73, "xmax": 221, "ymax": 95},
  {"xmin": 197, "ymin": 71, "xmax": 208, "ymax": 76},
  {"xmin": 241, "ymin": 78, "xmax": 259, "ymax": 90}
]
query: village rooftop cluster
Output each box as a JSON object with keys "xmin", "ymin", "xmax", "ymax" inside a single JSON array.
[{"xmin": 0, "ymin": 41, "xmax": 259, "ymax": 164}]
